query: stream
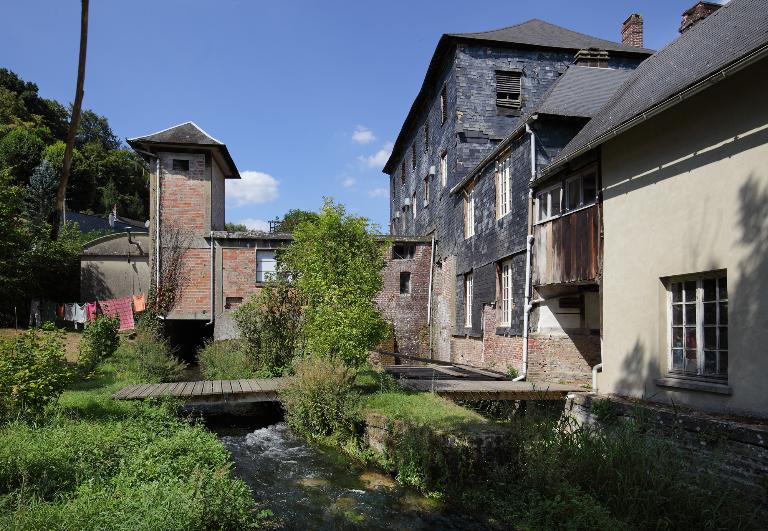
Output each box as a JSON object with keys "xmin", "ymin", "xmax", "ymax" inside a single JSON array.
[{"xmin": 217, "ymin": 421, "xmax": 490, "ymax": 530}]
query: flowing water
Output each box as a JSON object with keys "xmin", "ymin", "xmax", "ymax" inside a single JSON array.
[{"xmin": 218, "ymin": 422, "xmax": 490, "ymax": 530}]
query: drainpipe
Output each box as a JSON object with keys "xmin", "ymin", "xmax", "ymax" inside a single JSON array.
[
  {"xmin": 592, "ymin": 363, "xmax": 603, "ymax": 392},
  {"xmin": 208, "ymin": 231, "xmax": 215, "ymax": 325},
  {"xmin": 155, "ymin": 157, "xmax": 161, "ymax": 290},
  {"xmin": 426, "ymin": 235, "xmax": 435, "ymax": 358},
  {"xmin": 514, "ymin": 125, "xmax": 537, "ymax": 382}
]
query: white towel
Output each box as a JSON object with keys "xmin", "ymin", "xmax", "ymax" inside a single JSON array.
[
  {"xmin": 64, "ymin": 303, "xmax": 77, "ymax": 322},
  {"xmin": 74, "ymin": 304, "xmax": 86, "ymax": 329}
]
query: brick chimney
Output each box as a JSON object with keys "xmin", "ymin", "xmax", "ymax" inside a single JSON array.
[
  {"xmin": 621, "ymin": 14, "xmax": 644, "ymax": 48},
  {"xmin": 680, "ymin": 1, "xmax": 722, "ymax": 33}
]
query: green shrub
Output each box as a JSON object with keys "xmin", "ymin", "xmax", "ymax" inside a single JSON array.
[
  {"xmin": 233, "ymin": 279, "xmax": 303, "ymax": 376},
  {"xmin": 0, "ymin": 328, "xmax": 70, "ymax": 420},
  {"xmin": 77, "ymin": 315, "xmax": 120, "ymax": 376},
  {"xmin": 121, "ymin": 327, "xmax": 186, "ymax": 383},
  {"xmin": 198, "ymin": 340, "xmax": 255, "ymax": 380},
  {"xmin": 281, "ymin": 356, "xmax": 358, "ymax": 439}
]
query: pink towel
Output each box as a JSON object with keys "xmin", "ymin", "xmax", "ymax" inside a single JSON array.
[
  {"xmin": 86, "ymin": 302, "xmax": 98, "ymax": 321},
  {"xmin": 98, "ymin": 297, "xmax": 135, "ymax": 331}
]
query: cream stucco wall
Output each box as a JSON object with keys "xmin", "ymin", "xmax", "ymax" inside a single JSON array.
[{"xmin": 599, "ymin": 57, "xmax": 768, "ymax": 418}]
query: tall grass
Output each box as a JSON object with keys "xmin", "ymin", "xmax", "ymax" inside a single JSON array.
[{"xmin": 198, "ymin": 340, "xmax": 256, "ymax": 380}]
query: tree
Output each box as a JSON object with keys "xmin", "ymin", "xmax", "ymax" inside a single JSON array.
[
  {"xmin": 224, "ymin": 222, "xmax": 247, "ymax": 232},
  {"xmin": 76, "ymin": 109, "xmax": 120, "ymax": 150},
  {"xmin": 0, "ymin": 169, "xmax": 30, "ymax": 323},
  {"xmin": 279, "ymin": 199, "xmax": 388, "ymax": 366},
  {"xmin": 52, "ymin": 0, "xmax": 89, "ymax": 239},
  {"xmin": 25, "ymin": 160, "xmax": 59, "ymax": 225},
  {"xmin": 0, "ymin": 127, "xmax": 46, "ymax": 184},
  {"xmin": 280, "ymin": 208, "xmax": 319, "ymax": 233}
]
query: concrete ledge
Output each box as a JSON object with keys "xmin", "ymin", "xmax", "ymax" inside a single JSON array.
[{"xmin": 655, "ymin": 377, "xmax": 732, "ymax": 395}]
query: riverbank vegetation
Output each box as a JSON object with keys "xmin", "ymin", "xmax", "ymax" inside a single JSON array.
[{"xmin": 0, "ymin": 323, "xmax": 268, "ymax": 530}]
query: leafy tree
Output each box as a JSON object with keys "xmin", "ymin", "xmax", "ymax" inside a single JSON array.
[
  {"xmin": 0, "ymin": 127, "xmax": 46, "ymax": 184},
  {"xmin": 24, "ymin": 160, "xmax": 59, "ymax": 225},
  {"xmin": 280, "ymin": 208, "xmax": 319, "ymax": 233},
  {"xmin": 0, "ymin": 68, "xmax": 68, "ymax": 140},
  {"xmin": 76, "ymin": 109, "xmax": 120, "ymax": 150},
  {"xmin": 224, "ymin": 222, "xmax": 247, "ymax": 232},
  {"xmin": 0, "ymin": 169, "xmax": 30, "ymax": 322},
  {"xmin": 279, "ymin": 199, "xmax": 388, "ymax": 366}
]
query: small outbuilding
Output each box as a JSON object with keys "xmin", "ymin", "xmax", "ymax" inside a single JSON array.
[{"xmin": 80, "ymin": 232, "xmax": 150, "ymax": 301}]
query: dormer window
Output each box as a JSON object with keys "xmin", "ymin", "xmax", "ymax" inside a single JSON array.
[
  {"xmin": 172, "ymin": 159, "xmax": 189, "ymax": 171},
  {"xmin": 496, "ymin": 71, "xmax": 522, "ymax": 109},
  {"xmin": 574, "ymin": 48, "xmax": 609, "ymax": 68}
]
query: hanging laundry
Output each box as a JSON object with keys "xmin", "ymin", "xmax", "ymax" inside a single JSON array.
[
  {"xmin": 86, "ymin": 302, "xmax": 98, "ymax": 322},
  {"xmin": 56, "ymin": 303, "xmax": 64, "ymax": 318},
  {"xmin": 132, "ymin": 293, "xmax": 146, "ymax": 313},
  {"xmin": 74, "ymin": 304, "xmax": 87, "ymax": 329},
  {"xmin": 29, "ymin": 299, "xmax": 41, "ymax": 327},
  {"xmin": 43, "ymin": 301, "xmax": 57, "ymax": 324},
  {"xmin": 98, "ymin": 297, "xmax": 135, "ymax": 331},
  {"xmin": 64, "ymin": 303, "xmax": 77, "ymax": 322}
]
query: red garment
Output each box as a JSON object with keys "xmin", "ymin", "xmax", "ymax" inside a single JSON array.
[
  {"xmin": 98, "ymin": 297, "xmax": 135, "ymax": 331},
  {"xmin": 86, "ymin": 302, "xmax": 97, "ymax": 321},
  {"xmin": 132, "ymin": 293, "xmax": 146, "ymax": 313},
  {"xmin": 56, "ymin": 304, "xmax": 64, "ymax": 318}
]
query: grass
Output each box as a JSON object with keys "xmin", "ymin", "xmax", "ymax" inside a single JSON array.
[
  {"xmin": 361, "ymin": 392, "xmax": 487, "ymax": 432},
  {"xmin": 0, "ymin": 340, "xmax": 267, "ymax": 530},
  {"xmin": 0, "ymin": 327, "xmax": 83, "ymax": 363}
]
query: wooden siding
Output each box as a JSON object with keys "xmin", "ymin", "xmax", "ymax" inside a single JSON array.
[{"xmin": 533, "ymin": 206, "xmax": 600, "ymax": 286}]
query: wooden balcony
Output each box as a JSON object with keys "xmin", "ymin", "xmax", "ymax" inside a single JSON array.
[{"xmin": 532, "ymin": 205, "xmax": 600, "ymax": 286}]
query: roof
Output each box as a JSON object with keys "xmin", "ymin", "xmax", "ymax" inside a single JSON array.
[
  {"xmin": 451, "ymin": 65, "xmax": 633, "ymax": 194},
  {"xmin": 383, "ymin": 19, "xmax": 654, "ymax": 174},
  {"xmin": 543, "ymin": 0, "xmax": 768, "ymax": 178},
  {"xmin": 67, "ymin": 210, "xmax": 146, "ymax": 233},
  {"xmin": 81, "ymin": 232, "xmax": 149, "ymax": 257},
  {"xmin": 127, "ymin": 121, "xmax": 240, "ymax": 179}
]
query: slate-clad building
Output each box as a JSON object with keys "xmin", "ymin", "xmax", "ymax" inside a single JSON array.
[{"xmin": 384, "ymin": 18, "xmax": 651, "ymax": 379}]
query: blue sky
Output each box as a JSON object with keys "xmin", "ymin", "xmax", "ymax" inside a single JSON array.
[{"xmin": 1, "ymin": 0, "xmax": 714, "ymax": 230}]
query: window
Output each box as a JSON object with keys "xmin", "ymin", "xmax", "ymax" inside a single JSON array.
[
  {"xmin": 412, "ymin": 192, "xmax": 417, "ymax": 220},
  {"xmin": 496, "ymin": 71, "xmax": 522, "ymax": 109},
  {"xmin": 464, "ymin": 272, "xmax": 473, "ymax": 327},
  {"xmin": 423, "ymin": 175, "xmax": 430, "ymax": 206},
  {"xmin": 440, "ymin": 86, "xmax": 447, "ymax": 125},
  {"xmin": 256, "ymin": 250, "xmax": 276, "ymax": 283},
  {"xmin": 669, "ymin": 273, "xmax": 728, "ymax": 378},
  {"xmin": 225, "ymin": 297, "xmax": 243, "ymax": 309},
  {"xmin": 400, "ymin": 272, "xmax": 411, "ymax": 294},
  {"xmin": 440, "ymin": 151, "xmax": 448, "ymax": 187},
  {"xmin": 565, "ymin": 168, "xmax": 597, "ymax": 211},
  {"xmin": 464, "ymin": 185, "xmax": 475, "ymax": 238},
  {"xmin": 400, "ymin": 162, "xmax": 406, "ymax": 186},
  {"xmin": 411, "ymin": 145, "xmax": 416, "ymax": 171},
  {"xmin": 172, "ymin": 159, "xmax": 189, "ymax": 171},
  {"xmin": 424, "ymin": 123, "xmax": 429, "ymax": 154},
  {"xmin": 499, "ymin": 259, "xmax": 513, "ymax": 326},
  {"xmin": 392, "ymin": 244, "xmax": 415, "ymax": 260},
  {"xmin": 496, "ymin": 155, "xmax": 512, "ymax": 219},
  {"xmin": 535, "ymin": 184, "xmax": 561, "ymax": 223}
]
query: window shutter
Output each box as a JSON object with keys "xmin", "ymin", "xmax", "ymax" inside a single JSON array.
[{"xmin": 496, "ymin": 71, "xmax": 522, "ymax": 109}]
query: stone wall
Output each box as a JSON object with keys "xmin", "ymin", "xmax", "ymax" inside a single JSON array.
[
  {"xmin": 451, "ymin": 305, "xmax": 523, "ymax": 373},
  {"xmin": 566, "ymin": 393, "xmax": 768, "ymax": 501},
  {"xmin": 528, "ymin": 333, "xmax": 600, "ymax": 385}
]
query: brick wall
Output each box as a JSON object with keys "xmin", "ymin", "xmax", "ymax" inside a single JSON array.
[
  {"xmin": 375, "ymin": 242, "xmax": 432, "ymax": 357},
  {"xmin": 159, "ymin": 152, "xmax": 207, "ymax": 233},
  {"xmin": 173, "ymin": 248, "xmax": 211, "ymax": 316},
  {"xmin": 527, "ymin": 333, "xmax": 600, "ymax": 385},
  {"xmin": 222, "ymin": 247, "xmax": 262, "ymax": 304},
  {"xmin": 451, "ymin": 304, "xmax": 523, "ymax": 372}
]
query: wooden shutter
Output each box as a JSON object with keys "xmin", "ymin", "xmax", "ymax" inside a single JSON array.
[{"xmin": 496, "ymin": 71, "xmax": 522, "ymax": 109}]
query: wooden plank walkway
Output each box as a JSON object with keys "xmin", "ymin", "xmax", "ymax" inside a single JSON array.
[
  {"xmin": 112, "ymin": 377, "xmax": 288, "ymax": 402},
  {"xmin": 399, "ymin": 379, "xmax": 582, "ymax": 401}
]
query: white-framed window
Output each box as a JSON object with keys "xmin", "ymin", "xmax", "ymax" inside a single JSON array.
[
  {"xmin": 565, "ymin": 167, "xmax": 598, "ymax": 211},
  {"xmin": 496, "ymin": 155, "xmax": 512, "ymax": 219},
  {"xmin": 464, "ymin": 272, "xmax": 473, "ymax": 328},
  {"xmin": 668, "ymin": 272, "xmax": 728, "ymax": 378},
  {"xmin": 535, "ymin": 184, "xmax": 561, "ymax": 223},
  {"xmin": 499, "ymin": 259, "xmax": 513, "ymax": 326},
  {"xmin": 256, "ymin": 250, "xmax": 276, "ymax": 283},
  {"xmin": 440, "ymin": 86, "xmax": 447, "ymax": 125},
  {"xmin": 440, "ymin": 151, "xmax": 448, "ymax": 188},
  {"xmin": 464, "ymin": 185, "xmax": 475, "ymax": 238},
  {"xmin": 423, "ymin": 175, "xmax": 429, "ymax": 206},
  {"xmin": 412, "ymin": 192, "xmax": 417, "ymax": 220}
]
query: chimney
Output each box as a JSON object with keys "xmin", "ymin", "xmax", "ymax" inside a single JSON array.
[
  {"xmin": 621, "ymin": 14, "xmax": 644, "ymax": 48},
  {"xmin": 680, "ymin": 2, "xmax": 722, "ymax": 33}
]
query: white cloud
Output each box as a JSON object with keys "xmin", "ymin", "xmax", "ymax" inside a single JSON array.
[
  {"xmin": 238, "ymin": 218, "xmax": 270, "ymax": 232},
  {"xmin": 359, "ymin": 142, "xmax": 394, "ymax": 170},
  {"xmin": 342, "ymin": 177, "xmax": 357, "ymax": 188},
  {"xmin": 226, "ymin": 170, "xmax": 279, "ymax": 206},
  {"xmin": 368, "ymin": 187, "xmax": 388, "ymax": 199},
  {"xmin": 352, "ymin": 126, "xmax": 376, "ymax": 145}
]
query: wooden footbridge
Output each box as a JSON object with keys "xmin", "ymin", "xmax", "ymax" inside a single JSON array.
[{"xmin": 112, "ymin": 362, "xmax": 582, "ymax": 403}]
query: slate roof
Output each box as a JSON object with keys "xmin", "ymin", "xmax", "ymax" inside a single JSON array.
[
  {"xmin": 451, "ymin": 65, "xmax": 633, "ymax": 193},
  {"xmin": 383, "ymin": 19, "xmax": 654, "ymax": 174},
  {"xmin": 543, "ymin": 0, "xmax": 768, "ymax": 178},
  {"xmin": 127, "ymin": 122, "xmax": 240, "ymax": 179},
  {"xmin": 67, "ymin": 210, "xmax": 146, "ymax": 233},
  {"xmin": 451, "ymin": 19, "xmax": 654, "ymax": 55}
]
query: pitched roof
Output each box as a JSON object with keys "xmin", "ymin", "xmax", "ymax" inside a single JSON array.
[
  {"xmin": 450, "ymin": 65, "xmax": 633, "ymax": 194},
  {"xmin": 127, "ymin": 122, "xmax": 240, "ymax": 179},
  {"xmin": 451, "ymin": 19, "xmax": 654, "ymax": 55},
  {"xmin": 383, "ymin": 19, "xmax": 654, "ymax": 174},
  {"xmin": 542, "ymin": 0, "xmax": 768, "ymax": 178}
]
